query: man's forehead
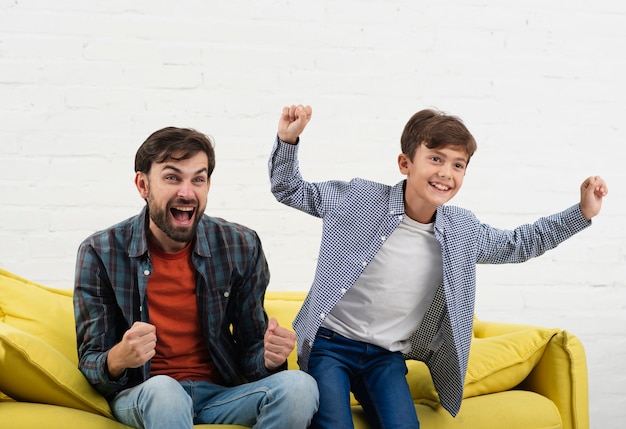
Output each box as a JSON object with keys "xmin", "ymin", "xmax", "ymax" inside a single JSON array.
[{"xmin": 152, "ymin": 152, "xmax": 209, "ymax": 172}]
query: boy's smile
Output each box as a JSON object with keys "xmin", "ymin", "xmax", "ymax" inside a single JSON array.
[{"xmin": 398, "ymin": 144, "xmax": 468, "ymax": 223}]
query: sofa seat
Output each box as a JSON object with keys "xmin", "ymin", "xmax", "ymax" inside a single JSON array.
[
  {"xmin": 354, "ymin": 391, "xmax": 562, "ymax": 429},
  {"xmin": 2, "ymin": 390, "xmax": 560, "ymax": 429},
  {"xmin": 0, "ymin": 269, "xmax": 589, "ymax": 429}
]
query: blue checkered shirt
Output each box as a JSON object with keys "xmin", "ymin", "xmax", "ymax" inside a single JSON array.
[
  {"xmin": 74, "ymin": 207, "xmax": 273, "ymax": 399},
  {"xmin": 269, "ymin": 137, "xmax": 590, "ymax": 416}
]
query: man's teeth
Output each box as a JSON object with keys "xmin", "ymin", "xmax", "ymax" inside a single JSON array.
[{"xmin": 175, "ymin": 207, "xmax": 194, "ymax": 211}]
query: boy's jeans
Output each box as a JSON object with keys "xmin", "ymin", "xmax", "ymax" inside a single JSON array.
[
  {"xmin": 308, "ymin": 327, "xmax": 420, "ymax": 429},
  {"xmin": 110, "ymin": 370, "xmax": 318, "ymax": 429}
]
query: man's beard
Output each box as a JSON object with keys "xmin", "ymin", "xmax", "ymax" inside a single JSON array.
[{"xmin": 148, "ymin": 197, "xmax": 204, "ymax": 243}]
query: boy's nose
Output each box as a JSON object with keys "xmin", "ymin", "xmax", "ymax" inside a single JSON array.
[{"xmin": 438, "ymin": 164, "xmax": 452, "ymax": 178}]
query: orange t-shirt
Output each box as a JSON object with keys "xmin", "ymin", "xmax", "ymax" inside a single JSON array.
[{"xmin": 147, "ymin": 241, "xmax": 222, "ymax": 384}]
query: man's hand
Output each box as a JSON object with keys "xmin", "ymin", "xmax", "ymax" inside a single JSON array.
[
  {"xmin": 107, "ymin": 322, "xmax": 157, "ymax": 379},
  {"xmin": 264, "ymin": 317, "xmax": 296, "ymax": 370},
  {"xmin": 277, "ymin": 104, "xmax": 313, "ymax": 144},
  {"xmin": 580, "ymin": 175, "xmax": 609, "ymax": 221}
]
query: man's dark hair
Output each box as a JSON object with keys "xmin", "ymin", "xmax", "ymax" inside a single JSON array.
[{"xmin": 135, "ymin": 127, "xmax": 216, "ymax": 176}]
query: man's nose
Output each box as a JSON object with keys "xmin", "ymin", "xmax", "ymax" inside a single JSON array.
[{"xmin": 177, "ymin": 181, "xmax": 194, "ymax": 199}]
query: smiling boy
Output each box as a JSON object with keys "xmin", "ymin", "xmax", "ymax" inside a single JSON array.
[
  {"xmin": 74, "ymin": 126, "xmax": 318, "ymax": 429},
  {"xmin": 268, "ymin": 105, "xmax": 608, "ymax": 429}
]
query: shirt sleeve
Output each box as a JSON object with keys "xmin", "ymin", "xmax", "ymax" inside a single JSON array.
[
  {"xmin": 475, "ymin": 204, "xmax": 591, "ymax": 264},
  {"xmin": 229, "ymin": 230, "xmax": 280, "ymax": 381},
  {"xmin": 74, "ymin": 240, "xmax": 131, "ymax": 398},
  {"xmin": 268, "ymin": 136, "xmax": 352, "ymax": 218}
]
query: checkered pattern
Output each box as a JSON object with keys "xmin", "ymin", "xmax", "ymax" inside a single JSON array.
[{"xmin": 269, "ymin": 137, "xmax": 591, "ymax": 416}]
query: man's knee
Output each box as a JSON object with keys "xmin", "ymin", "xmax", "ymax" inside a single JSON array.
[
  {"xmin": 139, "ymin": 375, "xmax": 192, "ymax": 409},
  {"xmin": 111, "ymin": 376, "xmax": 193, "ymax": 428},
  {"xmin": 273, "ymin": 370, "xmax": 319, "ymax": 409}
]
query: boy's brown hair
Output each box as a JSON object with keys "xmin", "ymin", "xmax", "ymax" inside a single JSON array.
[{"xmin": 400, "ymin": 109, "xmax": 477, "ymax": 162}]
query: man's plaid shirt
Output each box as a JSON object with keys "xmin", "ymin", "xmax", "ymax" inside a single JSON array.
[{"xmin": 74, "ymin": 207, "xmax": 273, "ymax": 399}]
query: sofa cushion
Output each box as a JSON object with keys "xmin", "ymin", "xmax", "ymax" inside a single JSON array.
[
  {"xmin": 0, "ymin": 268, "xmax": 77, "ymax": 364},
  {"xmin": 464, "ymin": 325, "xmax": 559, "ymax": 397},
  {"xmin": 406, "ymin": 325, "xmax": 559, "ymax": 406},
  {"xmin": 0, "ymin": 322, "xmax": 113, "ymax": 418}
]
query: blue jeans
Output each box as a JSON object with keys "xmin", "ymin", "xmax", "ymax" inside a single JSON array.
[
  {"xmin": 308, "ymin": 327, "xmax": 420, "ymax": 429},
  {"xmin": 110, "ymin": 371, "xmax": 319, "ymax": 429}
]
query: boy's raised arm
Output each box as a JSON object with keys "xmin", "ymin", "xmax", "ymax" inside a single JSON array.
[
  {"xmin": 277, "ymin": 104, "xmax": 313, "ymax": 144},
  {"xmin": 579, "ymin": 175, "xmax": 609, "ymax": 221}
]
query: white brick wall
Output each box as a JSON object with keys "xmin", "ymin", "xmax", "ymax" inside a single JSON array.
[{"xmin": 1, "ymin": 0, "xmax": 625, "ymax": 426}]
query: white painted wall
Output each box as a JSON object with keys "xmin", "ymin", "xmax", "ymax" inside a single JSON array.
[{"xmin": 1, "ymin": 1, "xmax": 624, "ymax": 426}]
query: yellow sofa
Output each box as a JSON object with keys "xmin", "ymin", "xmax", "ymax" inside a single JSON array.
[{"xmin": 0, "ymin": 268, "xmax": 589, "ymax": 429}]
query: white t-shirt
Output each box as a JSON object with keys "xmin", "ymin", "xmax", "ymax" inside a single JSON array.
[{"xmin": 321, "ymin": 215, "xmax": 443, "ymax": 353}]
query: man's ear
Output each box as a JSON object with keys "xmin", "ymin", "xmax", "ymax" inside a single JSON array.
[
  {"xmin": 397, "ymin": 153, "xmax": 410, "ymax": 175},
  {"xmin": 135, "ymin": 172, "xmax": 149, "ymax": 199}
]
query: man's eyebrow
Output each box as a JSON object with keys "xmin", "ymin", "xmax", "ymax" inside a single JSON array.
[{"xmin": 162, "ymin": 165, "xmax": 209, "ymax": 175}]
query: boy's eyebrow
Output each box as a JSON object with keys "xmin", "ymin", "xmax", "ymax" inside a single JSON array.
[{"xmin": 432, "ymin": 149, "xmax": 469, "ymax": 164}]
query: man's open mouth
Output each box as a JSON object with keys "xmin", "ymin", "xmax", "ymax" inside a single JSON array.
[{"xmin": 170, "ymin": 206, "xmax": 195, "ymax": 223}]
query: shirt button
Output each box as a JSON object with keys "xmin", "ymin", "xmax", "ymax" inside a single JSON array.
[
  {"xmin": 308, "ymin": 341, "xmax": 314, "ymax": 347},
  {"xmin": 340, "ymin": 288, "xmax": 347, "ymax": 294},
  {"xmin": 143, "ymin": 269, "xmax": 150, "ymax": 276},
  {"xmin": 319, "ymin": 313, "xmax": 326, "ymax": 319},
  {"xmin": 389, "ymin": 210, "xmax": 395, "ymax": 215},
  {"xmin": 139, "ymin": 306, "xmax": 143, "ymax": 312},
  {"xmin": 380, "ymin": 236, "xmax": 386, "ymax": 241},
  {"xmin": 224, "ymin": 291, "xmax": 230, "ymax": 298},
  {"xmin": 362, "ymin": 261, "xmax": 367, "ymax": 267}
]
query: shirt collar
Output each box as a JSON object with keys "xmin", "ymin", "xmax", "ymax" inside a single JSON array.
[{"xmin": 388, "ymin": 180, "xmax": 406, "ymax": 216}]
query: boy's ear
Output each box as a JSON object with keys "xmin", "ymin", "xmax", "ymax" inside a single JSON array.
[
  {"xmin": 398, "ymin": 153, "xmax": 410, "ymax": 175},
  {"xmin": 135, "ymin": 172, "xmax": 149, "ymax": 199}
]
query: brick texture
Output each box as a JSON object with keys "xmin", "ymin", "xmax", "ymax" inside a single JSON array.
[{"xmin": 1, "ymin": 1, "xmax": 624, "ymax": 427}]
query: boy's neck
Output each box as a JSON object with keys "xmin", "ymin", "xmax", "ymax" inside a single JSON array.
[{"xmin": 404, "ymin": 203, "xmax": 437, "ymax": 224}]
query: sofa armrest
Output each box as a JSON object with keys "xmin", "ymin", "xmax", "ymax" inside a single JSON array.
[
  {"xmin": 518, "ymin": 331, "xmax": 589, "ymax": 429},
  {"xmin": 473, "ymin": 318, "xmax": 589, "ymax": 429}
]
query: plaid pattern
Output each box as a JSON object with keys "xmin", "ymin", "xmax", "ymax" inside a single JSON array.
[
  {"xmin": 74, "ymin": 207, "xmax": 272, "ymax": 399},
  {"xmin": 269, "ymin": 137, "xmax": 590, "ymax": 416}
]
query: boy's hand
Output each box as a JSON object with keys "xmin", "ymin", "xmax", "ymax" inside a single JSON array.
[
  {"xmin": 277, "ymin": 104, "xmax": 312, "ymax": 144},
  {"xmin": 264, "ymin": 317, "xmax": 296, "ymax": 370},
  {"xmin": 580, "ymin": 176, "xmax": 608, "ymax": 221}
]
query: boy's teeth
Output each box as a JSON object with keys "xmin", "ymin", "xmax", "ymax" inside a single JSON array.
[{"xmin": 433, "ymin": 183, "xmax": 449, "ymax": 190}]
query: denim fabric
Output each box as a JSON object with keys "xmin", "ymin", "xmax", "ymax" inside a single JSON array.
[
  {"xmin": 111, "ymin": 372, "xmax": 319, "ymax": 429},
  {"xmin": 308, "ymin": 328, "xmax": 419, "ymax": 429}
]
